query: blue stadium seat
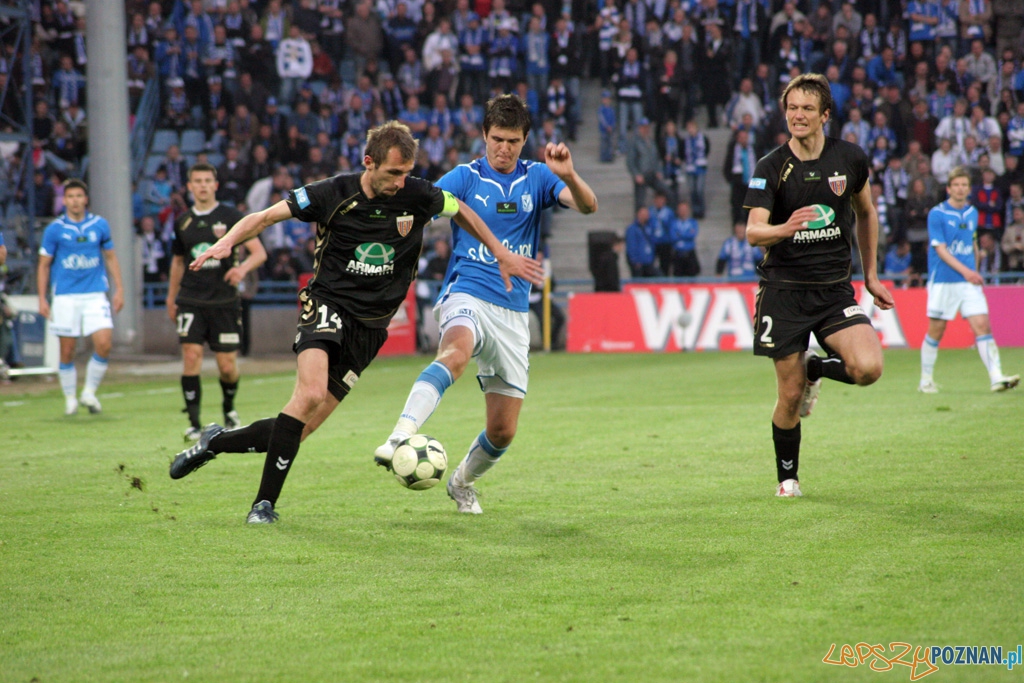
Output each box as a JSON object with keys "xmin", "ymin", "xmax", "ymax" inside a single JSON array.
[
  {"xmin": 205, "ymin": 152, "xmax": 224, "ymax": 167},
  {"xmin": 151, "ymin": 129, "xmax": 179, "ymax": 154},
  {"xmin": 144, "ymin": 154, "xmax": 164, "ymax": 177},
  {"xmin": 179, "ymin": 128, "xmax": 207, "ymax": 154}
]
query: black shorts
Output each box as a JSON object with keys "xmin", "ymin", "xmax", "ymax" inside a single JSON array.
[
  {"xmin": 752, "ymin": 282, "xmax": 871, "ymax": 359},
  {"xmin": 176, "ymin": 302, "xmax": 242, "ymax": 352},
  {"xmin": 294, "ymin": 293, "xmax": 389, "ymax": 401}
]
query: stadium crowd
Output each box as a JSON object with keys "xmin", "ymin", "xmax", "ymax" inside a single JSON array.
[{"xmin": 1, "ymin": 0, "xmax": 1024, "ymax": 294}]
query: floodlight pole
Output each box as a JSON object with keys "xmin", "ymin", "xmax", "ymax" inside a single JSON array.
[{"xmin": 86, "ymin": 0, "xmax": 141, "ymax": 352}]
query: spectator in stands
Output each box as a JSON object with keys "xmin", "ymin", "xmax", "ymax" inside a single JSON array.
[
  {"xmin": 267, "ymin": 247, "xmax": 299, "ymax": 282},
  {"xmin": 724, "ymin": 128, "xmax": 757, "ymax": 225},
  {"xmin": 659, "ymin": 120, "xmax": 682, "ymax": 203},
  {"xmin": 162, "ymin": 144, "xmax": 189, "ymax": 193},
  {"xmin": 842, "ymin": 107, "xmax": 870, "ymax": 151},
  {"xmin": 701, "ymin": 20, "xmax": 732, "ymax": 128},
  {"xmin": 139, "ymin": 215, "xmax": 168, "ymax": 284},
  {"xmin": 345, "ymin": 0, "xmax": 385, "ymax": 77},
  {"xmin": 682, "ymin": 118, "xmax": 710, "ymax": 219},
  {"xmin": 671, "ymin": 200, "xmax": 700, "ymax": 277},
  {"xmin": 625, "ymin": 206, "xmax": 657, "ymax": 278},
  {"xmin": 626, "ymin": 117, "xmax": 669, "ymax": 212},
  {"xmin": 1002, "ymin": 205, "xmax": 1024, "ymax": 272},
  {"xmin": 648, "ymin": 192, "xmax": 675, "ymax": 276},
  {"xmin": 52, "ymin": 54, "xmax": 85, "ymax": 108},
  {"xmin": 612, "ymin": 46, "xmax": 645, "ymax": 148},
  {"xmin": 726, "ymin": 77, "xmax": 766, "ymax": 132},
  {"xmin": 883, "ymin": 239, "xmax": 918, "ymax": 287},
  {"xmin": 142, "ymin": 165, "xmax": 173, "ymax": 218},
  {"xmin": 163, "ymin": 77, "xmax": 191, "ymax": 130},
  {"xmin": 597, "ymin": 90, "xmax": 616, "ymax": 163},
  {"xmin": 275, "ymin": 25, "xmax": 312, "ymax": 106},
  {"xmin": 974, "ymin": 167, "xmax": 1005, "ymax": 236},
  {"xmin": 904, "ymin": 177, "xmax": 933, "ymax": 262},
  {"xmin": 239, "ymin": 24, "xmax": 276, "ymax": 87},
  {"xmin": 977, "ymin": 231, "xmax": 1002, "ymax": 277},
  {"xmin": 716, "ymin": 222, "xmax": 762, "ymax": 280},
  {"xmin": 127, "ymin": 44, "xmax": 153, "ymax": 110},
  {"xmin": 217, "ymin": 144, "xmax": 249, "ymax": 205}
]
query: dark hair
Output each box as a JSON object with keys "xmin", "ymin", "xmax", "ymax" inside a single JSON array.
[
  {"xmin": 780, "ymin": 72, "xmax": 833, "ymax": 117},
  {"xmin": 364, "ymin": 120, "xmax": 418, "ymax": 165},
  {"xmin": 63, "ymin": 178, "xmax": 88, "ymax": 195},
  {"xmin": 483, "ymin": 94, "xmax": 532, "ymax": 136},
  {"xmin": 188, "ymin": 162, "xmax": 218, "ymax": 180}
]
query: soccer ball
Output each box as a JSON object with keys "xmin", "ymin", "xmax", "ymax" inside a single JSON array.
[
  {"xmin": 804, "ymin": 203, "xmax": 836, "ymax": 230},
  {"xmin": 392, "ymin": 435, "xmax": 448, "ymax": 490}
]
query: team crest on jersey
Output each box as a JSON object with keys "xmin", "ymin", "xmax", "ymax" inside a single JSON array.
[
  {"xmin": 828, "ymin": 173, "xmax": 847, "ymax": 196},
  {"xmin": 396, "ymin": 213, "xmax": 414, "ymax": 236},
  {"xmin": 212, "ymin": 221, "xmax": 227, "ymax": 237},
  {"xmin": 521, "ymin": 194, "xmax": 533, "ymax": 213}
]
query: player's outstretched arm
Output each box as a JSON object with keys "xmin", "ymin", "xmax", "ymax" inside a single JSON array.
[
  {"xmin": 745, "ymin": 206, "xmax": 819, "ymax": 247},
  {"xmin": 547, "ymin": 142, "xmax": 598, "ymax": 214},
  {"xmin": 452, "ymin": 198, "xmax": 545, "ymax": 291},
  {"xmin": 851, "ymin": 182, "xmax": 894, "ymax": 310},
  {"xmin": 191, "ymin": 201, "xmax": 290, "ymax": 271}
]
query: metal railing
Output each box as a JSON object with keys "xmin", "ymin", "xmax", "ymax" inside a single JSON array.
[{"xmin": 130, "ymin": 78, "xmax": 161, "ymax": 183}]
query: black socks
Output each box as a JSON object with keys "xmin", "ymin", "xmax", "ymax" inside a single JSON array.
[
  {"xmin": 806, "ymin": 354, "xmax": 856, "ymax": 385},
  {"xmin": 254, "ymin": 413, "xmax": 305, "ymax": 507},
  {"xmin": 181, "ymin": 375, "xmax": 201, "ymax": 429},
  {"xmin": 773, "ymin": 422, "xmax": 800, "ymax": 483},
  {"xmin": 210, "ymin": 417, "xmax": 275, "ymax": 454}
]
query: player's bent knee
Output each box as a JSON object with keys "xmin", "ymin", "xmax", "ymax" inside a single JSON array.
[{"xmin": 851, "ymin": 362, "xmax": 883, "ymax": 386}]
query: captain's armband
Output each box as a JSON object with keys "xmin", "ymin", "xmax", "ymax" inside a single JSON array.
[{"xmin": 438, "ymin": 190, "xmax": 460, "ymax": 218}]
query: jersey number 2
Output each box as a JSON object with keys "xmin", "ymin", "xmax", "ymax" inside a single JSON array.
[{"xmin": 759, "ymin": 315, "xmax": 774, "ymax": 344}]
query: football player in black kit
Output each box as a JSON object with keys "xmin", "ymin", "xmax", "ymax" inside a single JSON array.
[
  {"xmin": 168, "ymin": 163, "xmax": 267, "ymax": 441},
  {"xmin": 743, "ymin": 73, "xmax": 895, "ymax": 498},
  {"xmin": 167, "ymin": 122, "xmax": 545, "ymax": 524}
]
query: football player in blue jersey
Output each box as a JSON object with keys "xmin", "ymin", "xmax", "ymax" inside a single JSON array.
[
  {"xmin": 918, "ymin": 166, "xmax": 1020, "ymax": 394},
  {"xmin": 375, "ymin": 94, "xmax": 598, "ymax": 514},
  {"xmin": 37, "ymin": 180, "xmax": 125, "ymax": 416}
]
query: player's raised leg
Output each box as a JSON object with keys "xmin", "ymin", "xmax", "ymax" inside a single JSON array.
[{"xmin": 376, "ymin": 323, "xmax": 473, "ymax": 467}]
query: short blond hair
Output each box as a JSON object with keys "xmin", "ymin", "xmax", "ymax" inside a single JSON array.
[{"xmin": 947, "ymin": 166, "xmax": 972, "ymax": 186}]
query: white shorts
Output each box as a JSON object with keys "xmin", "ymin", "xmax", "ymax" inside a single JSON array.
[
  {"xmin": 50, "ymin": 292, "xmax": 113, "ymax": 337},
  {"xmin": 435, "ymin": 292, "xmax": 530, "ymax": 398},
  {"xmin": 926, "ymin": 281, "xmax": 989, "ymax": 321}
]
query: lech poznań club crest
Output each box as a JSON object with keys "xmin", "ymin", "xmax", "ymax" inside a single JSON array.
[
  {"xmin": 521, "ymin": 194, "xmax": 533, "ymax": 213},
  {"xmin": 212, "ymin": 222, "xmax": 227, "ymax": 238},
  {"xmin": 396, "ymin": 213, "xmax": 414, "ymax": 236},
  {"xmin": 828, "ymin": 173, "xmax": 847, "ymax": 196}
]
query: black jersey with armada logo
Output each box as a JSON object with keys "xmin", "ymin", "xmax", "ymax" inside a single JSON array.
[
  {"xmin": 173, "ymin": 202, "xmax": 246, "ymax": 305},
  {"xmin": 286, "ymin": 172, "xmax": 446, "ymax": 329},
  {"xmin": 742, "ymin": 137, "xmax": 870, "ymax": 288}
]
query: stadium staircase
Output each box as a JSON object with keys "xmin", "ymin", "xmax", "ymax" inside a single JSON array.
[{"xmin": 549, "ymin": 79, "xmax": 734, "ymax": 286}]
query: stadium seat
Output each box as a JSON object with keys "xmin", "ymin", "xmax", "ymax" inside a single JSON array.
[
  {"xmin": 144, "ymin": 154, "xmax": 164, "ymax": 177},
  {"xmin": 151, "ymin": 129, "xmax": 179, "ymax": 154},
  {"xmin": 205, "ymin": 152, "xmax": 224, "ymax": 167},
  {"xmin": 180, "ymin": 129, "xmax": 207, "ymax": 155}
]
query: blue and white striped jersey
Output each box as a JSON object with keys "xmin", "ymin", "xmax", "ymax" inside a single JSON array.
[
  {"xmin": 436, "ymin": 156, "xmax": 566, "ymax": 312},
  {"xmin": 39, "ymin": 212, "xmax": 114, "ymax": 295}
]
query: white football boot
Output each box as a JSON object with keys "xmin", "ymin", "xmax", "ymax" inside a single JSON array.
[{"xmin": 776, "ymin": 479, "xmax": 803, "ymax": 498}]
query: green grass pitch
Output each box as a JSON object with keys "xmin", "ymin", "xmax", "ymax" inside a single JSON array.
[{"xmin": 2, "ymin": 348, "xmax": 1022, "ymax": 682}]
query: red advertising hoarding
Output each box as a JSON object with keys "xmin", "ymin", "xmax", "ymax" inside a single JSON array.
[
  {"xmin": 567, "ymin": 282, "xmax": 1024, "ymax": 353},
  {"xmin": 297, "ymin": 274, "xmax": 418, "ymax": 356}
]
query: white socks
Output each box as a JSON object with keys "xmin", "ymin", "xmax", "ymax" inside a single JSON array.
[
  {"xmin": 920, "ymin": 335, "xmax": 939, "ymax": 383},
  {"xmin": 83, "ymin": 353, "xmax": 108, "ymax": 396}
]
